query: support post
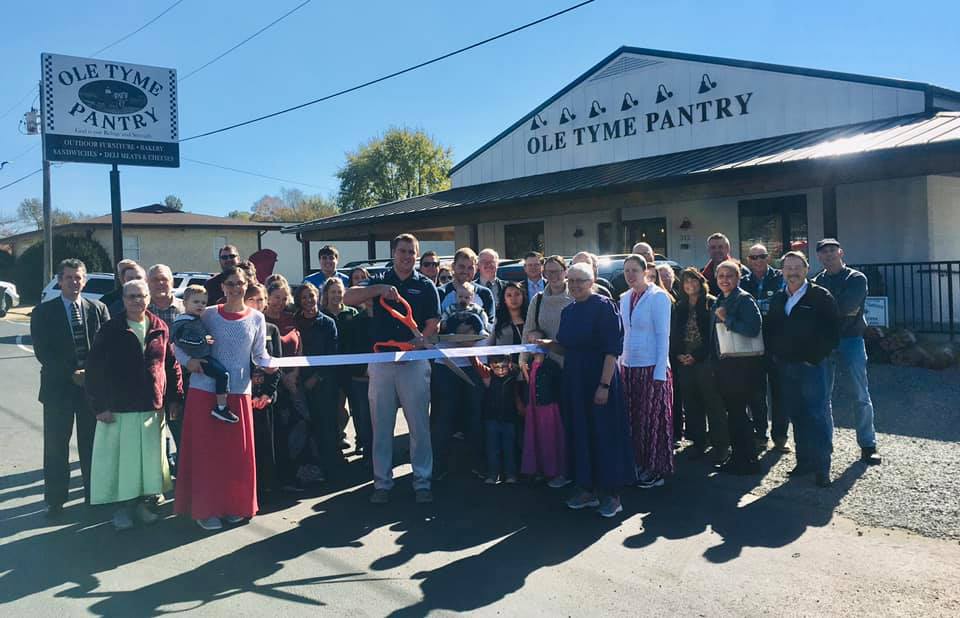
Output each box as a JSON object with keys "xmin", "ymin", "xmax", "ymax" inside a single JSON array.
[
  {"xmin": 299, "ymin": 233, "xmax": 310, "ymax": 278},
  {"xmin": 367, "ymin": 234, "xmax": 377, "ymax": 261},
  {"xmin": 468, "ymin": 223, "xmax": 479, "ymax": 251},
  {"xmin": 42, "ymin": 160, "xmax": 52, "ymax": 285},
  {"xmin": 109, "ymin": 164, "xmax": 123, "ymax": 278}
]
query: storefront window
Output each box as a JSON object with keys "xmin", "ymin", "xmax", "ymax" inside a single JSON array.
[
  {"xmin": 504, "ymin": 222, "xmax": 544, "ymax": 258},
  {"xmin": 625, "ymin": 218, "xmax": 667, "ymax": 257},
  {"xmin": 597, "ymin": 222, "xmax": 616, "ymax": 254},
  {"xmin": 738, "ymin": 195, "xmax": 808, "ymax": 264}
]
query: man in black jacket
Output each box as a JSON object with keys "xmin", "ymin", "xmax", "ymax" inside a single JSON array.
[
  {"xmin": 30, "ymin": 258, "xmax": 110, "ymax": 516},
  {"xmin": 765, "ymin": 251, "xmax": 840, "ymax": 487}
]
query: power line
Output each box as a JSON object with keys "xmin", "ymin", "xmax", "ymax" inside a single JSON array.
[
  {"xmin": 91, "ymin": 0, "xmax": 188, "ymax": 57},
  {"xmin": 183, "ymin": 157, "xmax": 328, "ymax": 190},
  {"xmin": 181, "ymin": 0, "xmax": 595, "ymax": 142},
  {"xmin": 0, "ymin": 86, "xmax": 38, "ymax": 123},
  {"xmin": 179, "ymin": 0, "xmax": 312, "ymax": 82},
  {"xmin": 0, "ymin": 168, "xmax": 42, "ymax": 192}
]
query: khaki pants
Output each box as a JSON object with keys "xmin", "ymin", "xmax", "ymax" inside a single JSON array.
[{"xmin": 368, "ymin": 360, "xmax": 432, "ymax": 491}]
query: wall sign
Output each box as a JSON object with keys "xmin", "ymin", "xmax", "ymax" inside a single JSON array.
[{"xmin": 41, "ymin": 53, "xmax": 179, "ymax": 167}]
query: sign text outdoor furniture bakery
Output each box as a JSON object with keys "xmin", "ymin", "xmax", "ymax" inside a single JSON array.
[{"xmin": 41, "ymin": 53, "xmax": 179, "ymax": 168}]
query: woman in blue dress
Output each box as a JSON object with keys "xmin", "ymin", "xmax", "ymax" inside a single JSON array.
[{"xmin": 537, "ymin": 263, "xmax": 636, "ymax": 518}]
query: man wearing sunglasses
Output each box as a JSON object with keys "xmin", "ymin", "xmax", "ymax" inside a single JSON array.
[
  {"xmin": 418, "ymin": 251, "xmax": 441, "ymax": 286},
  {"xmin": 204, "ymin": 245, "xmax": 242, "ymax": 305},
  {"xmin": 741, "ymin": 244, "xmax": 788, "ymax": 454}
]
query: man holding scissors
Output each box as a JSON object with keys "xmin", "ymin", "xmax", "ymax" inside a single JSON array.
[{"xmin": 344, "ymin": 233, "xmax": 441, "ymax": 505}]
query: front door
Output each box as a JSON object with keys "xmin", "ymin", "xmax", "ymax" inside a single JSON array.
[
  {"xmin": 738, "ymin": 195, "xmax": 808, "ymax": 262},
  {"xmin": 625, "ymin": 218, "xmax": 667, "ymax": 257}
]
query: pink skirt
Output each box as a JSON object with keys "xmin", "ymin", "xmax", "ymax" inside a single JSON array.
[
  {"xmin": 174, "ymin": 389, "xmax": 258, "ymax": 520},
  {"xmin": 521, "ymin": 362, "xmax": 567, "ymax": 478},
  {"xmin": 623, "ymin": 365, "xmax": 674, "ymax": 476}
]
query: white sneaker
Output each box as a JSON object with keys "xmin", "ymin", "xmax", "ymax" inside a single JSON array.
[
  {"xmin": 224, "ymin": 515, "xmax": 245, "ymax": 524},
  {"xmin": 196, "ymin": 517, "xmax": 223, "ymax": 531},
  {"xmin": 565, "ymin": 492, "xmax": 600, "ymax": 510},
  {"xmin": 547, "ymin": 476, "xmax": 572, "ymax": 489}
]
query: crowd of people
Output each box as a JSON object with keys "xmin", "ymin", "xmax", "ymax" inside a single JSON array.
[{"xmin": 31, "ymin": 231, "xmax": 882, "ymax": 528}]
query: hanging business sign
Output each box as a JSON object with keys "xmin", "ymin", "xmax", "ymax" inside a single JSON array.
[{"xmin": 41, "ymin": 53, "xmax": 179, "ymax": 167}]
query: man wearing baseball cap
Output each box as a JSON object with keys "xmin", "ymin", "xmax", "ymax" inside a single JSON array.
[{"xmin": 812, "ymin": 239, "xmax": 882, "ymax": 465}]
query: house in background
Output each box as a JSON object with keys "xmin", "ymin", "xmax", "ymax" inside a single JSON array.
[{"xmin": 1, "ymin": 204, "xmax": 288, "ymax": 275}]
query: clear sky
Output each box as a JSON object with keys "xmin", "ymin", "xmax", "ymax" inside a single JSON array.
[{"xmin": 1, "ymin": 0, "xmax": 958, "ymax": 223}]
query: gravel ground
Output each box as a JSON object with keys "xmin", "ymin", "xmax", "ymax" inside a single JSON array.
[{"xmin": 696, "ymin": 363, "xmax": 960, "ymax": 540}]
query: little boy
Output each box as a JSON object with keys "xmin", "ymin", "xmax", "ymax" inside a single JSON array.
[
  {"xmin": 440, "ymin": 281, "xmax": 490, "ymax": 337},
  {"xmin": 171, "ymin": 285, "xmax": 236, "ymax": 423},
  {"xmin": 480, "ymin": 355, "xmax": 525, "ymax": 484}
]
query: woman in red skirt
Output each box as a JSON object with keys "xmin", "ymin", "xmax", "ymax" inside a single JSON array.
[{"xmin": 174, "ymin": 265, "xmax": 276, "ymax": 531}]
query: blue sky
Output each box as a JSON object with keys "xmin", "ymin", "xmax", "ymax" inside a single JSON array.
[{"xmin": 1, "ymin": 0, "xmax": 958, "ymax": 223}]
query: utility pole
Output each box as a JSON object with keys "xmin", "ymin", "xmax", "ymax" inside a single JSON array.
[{"xmin": 39, "ymin": 80, "xmax": 53, "ymax": 285}]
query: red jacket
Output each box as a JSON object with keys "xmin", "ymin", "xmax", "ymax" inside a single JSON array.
[{"xmin": 85, "ymin": 311, "xmax": 183, "ymax": 414}]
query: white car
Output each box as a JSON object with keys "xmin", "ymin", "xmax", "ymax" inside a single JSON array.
[
  {"xmin": 0, "ymin": 281, "xmax": 20, "ymax": 313},
  {"xmin": 172, "ymin": 272, "xmax": 214, "ymax": 298},
  {"xmin": 39, "ymin": 272, "xmax": 117, "ymax": 304}
]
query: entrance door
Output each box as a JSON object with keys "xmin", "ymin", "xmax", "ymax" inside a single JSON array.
[
  {"xmin": 738, "ymin": 196, "xmax": 808, "ymax": 262},
  {"xmin": 625, "ymin": 218, "xmax": 667, "ymax": 257},
  {"xmin": 504, "ymin": 221, "xmax": 545, "ymax": 258}
]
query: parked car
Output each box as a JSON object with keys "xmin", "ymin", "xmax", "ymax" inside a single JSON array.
[
  {"xmin": 0, "ymin": 281, "xmax": 20, "ymax": 314},
  {"xmin": 172, "ymin": 272, "xmax": 214, "ymax": 298},
  {"xmin": 496, "ymin": 254, "xmax": 679, "ymax": 285},
  {"xmin": 39, "ymin": 272, "xmax": 117, "ymax": 304}
]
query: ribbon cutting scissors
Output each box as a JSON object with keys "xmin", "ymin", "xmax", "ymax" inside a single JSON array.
[{"xmin": 374, "ymin": 295, "xmax": 476, "ymax": 386}]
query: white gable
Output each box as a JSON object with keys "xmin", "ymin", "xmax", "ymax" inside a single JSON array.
[{"xmin": 450, "ymin": 51, "xmax": 927, "ymax": 188}]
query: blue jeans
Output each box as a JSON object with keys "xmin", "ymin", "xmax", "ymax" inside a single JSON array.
[
  {"xmin": 200, "ymin": 356, "xmax": 230, "ymax": 396},
  {"xmin": 780, "ymin": 360, "xmax": 833, "ymax": 475},
  {"xmin": 485, "ymin": 420, "xmax": 517, "ymax": 479},
  {"xmin": 827, "ymin": 337, "xmax": 877, "ymax": 449},
  {"xmin": 430, "ymin": 364, "xmax": 484, "ymax": 474}
]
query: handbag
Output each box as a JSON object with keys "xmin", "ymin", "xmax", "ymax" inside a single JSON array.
[{"xmin": 715, "ymin": 322, "xmax": 764, "ymax": 358}]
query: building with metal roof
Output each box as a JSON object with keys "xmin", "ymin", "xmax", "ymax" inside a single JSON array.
[{"xmin": 286, "ymin": 47, "xmax": 960, "ymax": 270}]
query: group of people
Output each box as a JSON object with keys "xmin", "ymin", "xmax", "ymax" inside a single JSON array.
[{"xmin": 32, "ymin": 230, "xmax": 881, "ymax": 528}]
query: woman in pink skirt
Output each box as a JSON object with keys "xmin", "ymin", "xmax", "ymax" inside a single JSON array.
[
  {"xmin": 619, "ymin": 254, "xmax": 674, "ymax": 488},
  {"xmin": 174, "ymin": 266, "xmax": 275, "ymax": 531},
  {"xmin": 521, "ymin": 343, "xmax": 567, "ymax": 482}
]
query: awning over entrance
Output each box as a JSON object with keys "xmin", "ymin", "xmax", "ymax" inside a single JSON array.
[{"xmin": 285, "ymin": 112, "xmax": 960, "ymax": 240}]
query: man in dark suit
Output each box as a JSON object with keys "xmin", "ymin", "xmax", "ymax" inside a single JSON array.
[{"xmin": 30, "ymin": 258, "xmax": 110, "ymax": 516}]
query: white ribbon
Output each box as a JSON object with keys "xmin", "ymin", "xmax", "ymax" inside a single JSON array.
[{"xmin": 261, "ymin": 344, "xmax": 545, "ymax": 368}]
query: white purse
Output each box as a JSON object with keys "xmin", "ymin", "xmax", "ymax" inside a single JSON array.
[{"xmin": 715, "ymin": 322, "xmax": 765, "ymax": 358}]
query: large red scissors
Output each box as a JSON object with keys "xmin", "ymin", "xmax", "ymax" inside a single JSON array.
[{"xmin": 374, "ymin": 295, "xmax": 475, "ymax": 386}]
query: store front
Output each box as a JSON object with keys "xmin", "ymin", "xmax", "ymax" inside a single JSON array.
[{"xmin": 287, "ymin": 47, "xmax": 960, "ymax": 272}]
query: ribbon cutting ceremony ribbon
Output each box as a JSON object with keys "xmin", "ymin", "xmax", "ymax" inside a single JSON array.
[{"xmin": 261, "ymin": 344, "xmax": 545, "ymax": 369}]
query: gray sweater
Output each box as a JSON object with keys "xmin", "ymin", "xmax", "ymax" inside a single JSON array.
[{"xmin": 520, "ymin": 284, "xmax": 574, "ymax": 367}]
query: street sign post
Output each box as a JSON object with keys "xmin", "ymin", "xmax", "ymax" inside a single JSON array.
[{"xmin": 40, "ymin": 53, "xmax": 179, "ymax": 274}]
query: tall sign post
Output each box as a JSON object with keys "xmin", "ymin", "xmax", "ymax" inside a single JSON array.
[{"xmin": 40, "ymin": 53, "xmax": 179, "ymax": 278}]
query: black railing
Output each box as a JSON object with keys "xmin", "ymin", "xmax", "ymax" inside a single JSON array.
[{"xmin": 850, "ymin": 261, "xmax": 960, "ymax": 339}]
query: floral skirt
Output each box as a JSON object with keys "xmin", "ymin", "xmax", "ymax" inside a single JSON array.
[{"xmin": 623, "ymin": 365, "xmax": 674, "ymax": 476}]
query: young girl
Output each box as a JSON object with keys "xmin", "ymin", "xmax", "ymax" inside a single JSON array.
[
  {"xmin": 479, "ymin": 355, "xmax": 524, "ymax": 484},
  {"xmin": 521, "ymin": 330, "xmax": 567, "ymax": 485}
]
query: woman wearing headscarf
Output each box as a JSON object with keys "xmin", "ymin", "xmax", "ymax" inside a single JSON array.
[
  {"xmin": 86, "ymin": 279, "xmax": 182, "ymax": 530},
  {"xmin": 619, "ymin": 255, "xmax": 674, "ymax": 489},
  {"xmin": 537, "ymin": 263, "xmax": 635, "ymax": 518}
]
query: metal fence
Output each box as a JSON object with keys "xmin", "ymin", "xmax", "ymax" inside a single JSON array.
[{"xmin": 851, "ymin": 261, "xmax": 960, "ymax": 339}]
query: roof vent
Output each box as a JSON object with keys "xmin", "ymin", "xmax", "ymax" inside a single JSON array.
[{"xmin": 590, "ymin": 56, "xmax": 663, "ymax": 82}]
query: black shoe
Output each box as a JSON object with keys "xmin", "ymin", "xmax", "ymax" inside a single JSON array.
[
  {"xmin": 861, "ymin": 447, "xmax": 882, "ymax": 466},
  {"xmin": 719, "ymin": 459, "xmax": 760, "ymax": 475},
  {"xmin": 212, "ymin": 405, "xmax": 239, "ymax": 423},
  {"xmin": 815, "ymin": 473, "xmax": 832, "ymax": 487},
  {"xmin": 45, "ymin": 503, "xmax": 64, "ymax": 518}
]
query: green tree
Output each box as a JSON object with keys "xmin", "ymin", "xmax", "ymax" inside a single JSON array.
[
  {"xmin": 336, "ymin": 127, "xmax": 452, "ymax": 211},
  {"xmin": 16, "ymin": 197, "xmax": 84, "ymax": 230},
  {"xmin": 163, "ymin": 194, "xmax": 184, "ymax": 210},
  {"xmin": 245, "ymin": 188, "xmax": 338, "ymax": 222},
  {"xmin": 15, "ymin": 234, "xmax": 111, "ymax": 301}
]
